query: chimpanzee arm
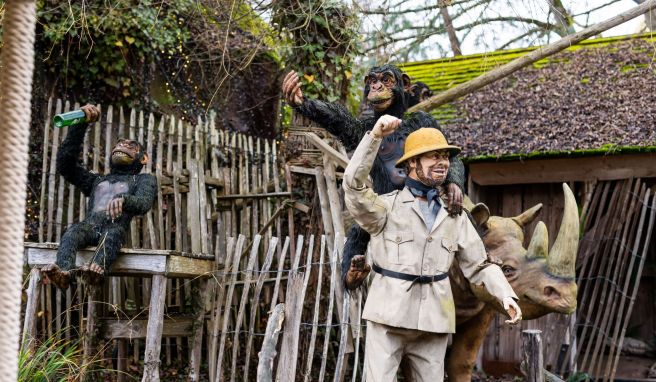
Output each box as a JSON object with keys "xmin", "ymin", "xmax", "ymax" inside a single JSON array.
[
  {"xmin": 57, "ymin": 124, "xmax": 98, "ymax": 196},
  {"xmin": 121, "ymin": 174, "xmax": 157, "ymax": 215},
  {"xmin": 446, "ymin": 157, "xmax": 466, "ymax": 191},
  {"xmin": 294, "ymin": 99, "xmax": 368, "ymax": 151}
]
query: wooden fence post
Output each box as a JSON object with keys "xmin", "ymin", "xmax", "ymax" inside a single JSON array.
[
  {"xmin": 257, "ymin": 303, "xmax": 285, "ymax": 382},
  {"xmin": 522, "ymin": 329, "xmax": 544, "ymax": 382}
]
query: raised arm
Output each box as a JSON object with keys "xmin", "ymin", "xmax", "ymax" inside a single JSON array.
[
  {"xmin": 343, "ymin": 115, "xmax": 401, "ymax": 235},
  {"xmin": 56, "ymin": 105, "xmax": 100, "ymax": 196},
  {"xmin": 282, "ymin": 71, "xmax": 367, "ymax": 151}
]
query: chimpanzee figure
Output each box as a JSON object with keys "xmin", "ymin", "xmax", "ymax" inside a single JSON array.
[
  {"xmin": 406, "ymin": 81, "xmax": 434, "ymax": 106},
  {"xmin": 282, "ymin": 65, "xmax": 465, "ymax": 289},
  {"xmin": 42, "ymin": 105, "xmax": 157, "ymax": 289}
]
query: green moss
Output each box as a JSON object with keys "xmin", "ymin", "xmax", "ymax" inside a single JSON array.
[
  {"xmin": 621, "ymin": 63, "xmax": 648, "ymax": 73},
  {"xmin": 580, "ymin": 76, "xmax": 590, "ymax": 84},
  {"xmin": 399, "ymin": 32, "xmax": 656, "ymax": 96},
  {"xmin": 463, "ymin": 145, "xmax": 656, "ymax": 163}
]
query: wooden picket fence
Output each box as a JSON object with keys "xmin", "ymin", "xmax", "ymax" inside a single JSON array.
[
  {"xmin": 23, "ymin": 97, "xmax": 306, "ymax": 379},
  {"xmin": 209, "ymin": 233, "xmax": 363, "ymax": 382}
]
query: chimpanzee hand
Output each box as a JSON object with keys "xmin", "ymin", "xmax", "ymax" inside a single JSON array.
[
  {"xmin": 107, "ymin": 196, "xmax": 124, "ymax": 220},
  {"xmin": 371, "ymin": 115, "xmax": 401, "ymax": 139},
  {"xmin": 81, "ymin": 104, "xmax": 100, "ymax": 124},
  {"xmin": 345, "ymin": 255, "xmax": 371, "ymax": 290},
  {"xmin": 282, "ymin": 71, "xmax": 304, "ymax": 107},
  {"xmin": 446, "ymin": 183, "xmax": 463, "ymax": 216}
]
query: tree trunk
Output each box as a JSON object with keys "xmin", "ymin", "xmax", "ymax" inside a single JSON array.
[{"xmin": 438, "ymin": 0, "xmax": 462, "ymax": 56}]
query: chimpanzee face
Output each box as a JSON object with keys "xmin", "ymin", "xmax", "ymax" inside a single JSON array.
[
  {"xmin": 364, "ymin": 65, "xmax": 407, "ymax": 114},
  {"xmin": 407, "ymin": 82, "xmax": 433, "ymax": 106},
  {"xmin": 111, "ymin": 139, "xmax": 146, "ymax": 167}
]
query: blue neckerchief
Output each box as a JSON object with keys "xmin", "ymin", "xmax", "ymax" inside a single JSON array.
[{"xmin": 405, "ymin": 177, "xmax": 441, "ymax": 216}]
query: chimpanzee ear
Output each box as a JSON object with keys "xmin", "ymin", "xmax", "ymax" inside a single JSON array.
[
  {"xmin": 402, "ymin": 73, "xmax": 412, "ymax": 91},
  {"xmin": 470, "ymin": 203, "xmax": 490, "ymax": 227},
  {"xmin": 141, "ymin": 153, "xmax": 149, "ymax": 165}
]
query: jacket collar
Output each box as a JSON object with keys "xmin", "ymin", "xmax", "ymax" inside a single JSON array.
[{"xmin": 399, "ymin": 187, "xmax": 449, "ymax": 233}]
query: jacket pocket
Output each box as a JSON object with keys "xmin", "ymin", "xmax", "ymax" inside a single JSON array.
[
  {"xmin": 437, "ymin": 237, "xmax": 458, "ymax": 271},
  {"xmin": 384, "ymin": 231, "xmax": 414, "ymax": 265}
]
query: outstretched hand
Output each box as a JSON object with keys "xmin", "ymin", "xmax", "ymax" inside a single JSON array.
[
  {"xmin": 81, "ymin": 104, "xmax": 100, "ymax": 124},
  {"xmin": 503, "ymin": 297, "xmax": 522, "ymax": 325},
  {"xmin": 282, "ymin": 71, "xmax": 304, "ymax": 107},
  {"xmin": 371, "ymin": 115, "xmax": 401, "ymax": 139}
]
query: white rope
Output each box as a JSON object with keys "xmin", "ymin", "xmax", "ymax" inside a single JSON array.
[{"xmin": 0, "ymin": 0, "xmax": 37, "ymax": 380}]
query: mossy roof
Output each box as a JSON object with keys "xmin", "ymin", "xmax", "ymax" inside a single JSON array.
[{"xmin": 399, "ymin": 33, "xmax": 656, "ymax": 162}]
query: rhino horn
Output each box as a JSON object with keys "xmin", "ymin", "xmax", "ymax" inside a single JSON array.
[
  {"xmin": 547, "ymin": 183, "xmax": 579, "ymax": 278},
  {"xmin": 512, "ymin": 203, "xmax": 543, "ymax": 227},
  {"xmin": 527, "ymin": 221, "xmax": 549, "ymax": 259}
]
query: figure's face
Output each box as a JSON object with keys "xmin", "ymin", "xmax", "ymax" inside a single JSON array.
[
  {"xmin": 111, "ymin": 139, "xmax": 145, "ymax": 166},
  {"xmin": 365, "ymin": 69, "xmax": 397, "ymax": 113},
  {"xmin": 408, "ymin": 150, "xmax": 450, "ymax": 187}
]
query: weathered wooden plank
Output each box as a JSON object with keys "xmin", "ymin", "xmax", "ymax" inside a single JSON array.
[
  {"xmin": 188, "ymin": 160, "xmax": 202, "ymax": 253},
  {"xmin": 315, "ymin": 167, "xmax": 335, "ymax": 255},
  {"xmin": 304, "ymin": 236, "xmax": 326, "ymax": 382},
  {"xmin": 257, "ymin": 303, "xmax": 285, "ymax": 382},
  {"xmin": 305, "ymin": 132, "xmax": 349, "ymax": 169},
  {"xmin": 521, "ymin": 330, "xmax": 544, "ymax": 382},
  {"xmin": 470, "ymin": 153, "xmax": 656, "ymax": 185},
  {"xmin": 46, "ymin": 99, "xmax": 63, "ymax": 242},
  {"xmin": 21, "ymin": 268, "xmax": 41, "ymax": 351},
  {"xmin": 319, "ymin": 237, "xmax": 340, "ymax": 382},
  {"xmin": 275, "ymin": 273, "xmax": 305, "ymax": 382},
  {"xmin": 229, "ymin": 235, "xmax": 261, "ymax": 382},
  {"xmin": 209, "ymin": 237, "xmax": 236, "ymax": 382},
  {"xmin": 215, "ymin": 235, "xmax": 246, "ymax": 382},
  {"xmin": 269, "ymin": 237, "xmax": 291, "ymax": 311},
  {"xmin": 142, "ymin": 274, "xmax": 167, "ymax": 382},
  {"xmin": 101, "ymin": 318, "xmax": 193, "ymax": 339},
  {"xmin": 38, "ymin": 98, "xmax": 54, "ymax": 242},
  {"xmin": 243, "ymin": 236, "xmax": 278, "ymax": 382}
]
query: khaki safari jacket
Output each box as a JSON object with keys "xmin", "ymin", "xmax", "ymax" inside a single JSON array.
[{"xmin": 343, "ymin": 132, "xmax": 518, "ymax": 334}]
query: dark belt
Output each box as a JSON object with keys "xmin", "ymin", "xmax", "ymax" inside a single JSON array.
[{"xmin": 372, "ymin": 263, "xmax": 448, "ymax": 291}]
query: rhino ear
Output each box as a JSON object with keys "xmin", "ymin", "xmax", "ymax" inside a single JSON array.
[
  {"xmin": 513, "ymin": 203, "xmax": 543, "ymax": 227},
  {"xmin": 470, "ymin": 203, "xmax": 490, "ymax": 227}
]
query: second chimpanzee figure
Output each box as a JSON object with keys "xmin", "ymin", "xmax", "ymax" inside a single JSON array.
[
  {"xmin": 42, "ymin": 105, "xmax": 157, "ymax": 289},
  {"xmin": 282, "ymin": 65, "xmax": 465, "ymax": 290}
]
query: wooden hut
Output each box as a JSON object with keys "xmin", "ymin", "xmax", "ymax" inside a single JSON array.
[{"xmin": 401, "ymin": 32, "xmax": 656, "ymax": 379}]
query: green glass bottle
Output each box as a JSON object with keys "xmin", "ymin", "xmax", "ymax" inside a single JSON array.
[{"xmin": 53, "ymin": 110, "xmax": 87, "ymax": 128}]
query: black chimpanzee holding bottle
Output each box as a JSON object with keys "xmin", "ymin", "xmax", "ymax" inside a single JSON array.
[{"xmin": 42, "ymin": 104, "xmax": 157, "ymax": 289}]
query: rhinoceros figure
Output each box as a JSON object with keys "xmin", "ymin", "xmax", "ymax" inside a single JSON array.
[{"xmin": 444, "ymin": 183, "xmax": 579, "ymax": 381}]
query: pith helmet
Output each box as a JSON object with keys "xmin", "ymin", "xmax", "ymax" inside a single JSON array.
[{"xmin": 395, "ymin": 128, "xmax": 461, "ymax": 167}]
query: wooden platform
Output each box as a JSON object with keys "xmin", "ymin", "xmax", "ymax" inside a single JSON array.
[{"xmin": 24, "ymin": 242, "xmax": 215, "ymax": 278}]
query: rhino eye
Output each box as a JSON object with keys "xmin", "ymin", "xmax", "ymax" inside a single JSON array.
[{"xmin": 502, "ymin": 265, "xmax": 516, "ymax": 278}]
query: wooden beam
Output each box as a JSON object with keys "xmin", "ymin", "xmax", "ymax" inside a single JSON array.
[
  {"xmin": 25, "ymin": 244, "xmax": 215, "ymax": 277},
  {"xmin": 469, "ymin": 153, "xmax": 656, "ymax": 186},
  {"xmin": 408, "ymin": 0, "xmax": 656, "ymax": 113},
  {"xmin": 216, "ymin": 192, "xmax": 292, "ymax": 200},
  {"xmin": 101, "ymin": 318, "xmax": 193, "ymax": 339},
  {"xmin": 305, "ymin": 132, "xmax": 349, "ymax": 169}
]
